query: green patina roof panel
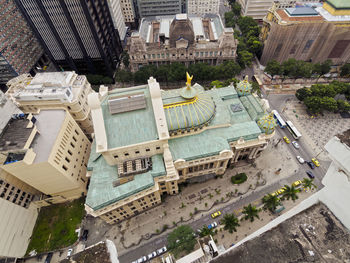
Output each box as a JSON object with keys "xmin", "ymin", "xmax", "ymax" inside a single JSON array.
[
  {"xmin": 86, "ymin": 152, "xmax": 166, "ymax": 210},
  {"xmin": 326, "ymin": 0, "xmax": 350, "ymax": 9},
  {"xmin": 101, "ymin": 86, "xmax": 159, "ymax": 149}
]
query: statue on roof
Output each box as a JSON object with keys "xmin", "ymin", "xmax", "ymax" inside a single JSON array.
[{"xmin": 186, "ymin": 72, "xmax": 193, "ymax": 88}]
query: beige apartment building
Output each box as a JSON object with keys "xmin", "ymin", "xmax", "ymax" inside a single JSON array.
[
  {"xmin": 85, "ymin": 76, "xmax": 275, "ymax": 224},
  {"xmin": 6, "ymin": 71, "xmax": 95, "ymax": 136},
  {"xmin": 0, "ymin": 110, "xmax": 91, "ymax": 206},
  {"xmin": 260, "ymin": 0, "xmax": 350, "ymax": 65},
  {"xmin": 120, "ymin": 0, "xmax": 137, "ymax": 27},
  {"xmin": 127, "ymin": 13, "xmax": 237, "ymax": 72}
]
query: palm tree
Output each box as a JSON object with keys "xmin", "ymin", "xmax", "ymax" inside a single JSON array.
[
  {"xmin": 282, "ymin": 185, "xmax": 300, "ymax": 201},
  {"xmin": 199, "ymin": 225, "xmax": 214, "ymax": 238},
  {"xmin": 302, "ymin": 178, "xmax": 317, "ymax": 191},
  {"xmin": 221, "ymin": 213, "xmax": 240, "ymax": 233},
  {"xmin": 262, "ymin": 194, "xmax": 280, "ymax": 212},
  {"xmin": 242, "ymin": 204, "xmax": 260, "ymax": 222}
]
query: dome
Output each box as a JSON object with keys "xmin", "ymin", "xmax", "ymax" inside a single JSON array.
[
  {"xmin": 180, "ymin": 86, "xmax": 197, "ymax": 99},
  {"xmin": 236, "ymin": 76, "xmax": 252, "ymax": 97},
  {"xmin": 257, "ymin": 113, "xmax": 277, "ymax": 135},
  {"xmin": 162, "ymin": 86, "xmax": 216, "ymax": 132}
]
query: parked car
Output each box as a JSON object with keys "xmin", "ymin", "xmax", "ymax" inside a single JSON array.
[
  {"xmin": 276, "ymin": 187, "xmax": 287, "ymax": 195},
  {"xmin": 44, "ymin": 252, "xmax": 53, "ymax": 263},
  {"xmin": 292, "ymin": 180, "xmax": 302, "ymax": 188},
  {"xmin": 157, "ymin": 246, "xmax": 167, "ymax": 255},
  {"xmin": 211, "ymin": 211, "xmax": 221, "ymax": 219},
  {"xmin": 283, "ymin": 136, "xmax": 290, "ymax": 144},
  {"xmin": 67, "ymin": 248, "xmax": 73, "ymax": 259},
  {"xmin": 307, "ymin": 161, "xmax": 315, "ymax": 169},
  {"xmin": 296, "ymin": 156, "xmax": 305, "ymax": 164},
  {"xmin": 137, "ymin": 256, "xmax": 147, "ymax": 263},
  {"xmin": 81, "ymin": 229, "xmax": 89, "ymax": 241},
  {"xmin": 306, "ymin": 171, "xmax": 315, "ymax": 179},
  {"xmin": 312, "ymin": 158, "xmax": 320, "ymax": 167},
  {"xmin": 292, "ymin": 141, "xmax": 300, "ymax": 149},
  {"xmin": 147, "ymin": 251, "xmax": 157, "ymax": 260},
  {"xmin": 208, "ymin": 222, "xmax": 218, "ymax": 230}
]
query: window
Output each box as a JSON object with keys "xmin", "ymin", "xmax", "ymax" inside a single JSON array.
[
  {"xmin": 156, "ymin": 146, "xmax": 160, "ymax": 150},
  {"xmin": 220, "ymin": 161, "xmax": 225, "ymax": 167},
  {"xmin": 114, "ymin": 155, "xmax": 118, "ymax": 158},
  {"xmin": 135, "ymin": 151, "xmax": 140, "ymax": 154},
  {"xmin": 70, "ymin": 142, "xmax": 75, "ymax": 148},
  {"xmin": 146, "ymin": 148, "xmax": 150, "ymax": 152},
  {"xmin": 302, "ymin": 40, "xmax": 314, "ymax": 53},
  {"xmin": 124, "ymin": 153, "xmax": 129, "ymax": 156},
  {"xmin": 178, "ymin": 170, "xmax": 183, "ymax": 176},
  {"xmin": 62, "ymin": 165, "xmax": 68, "ymax": 171},
  {"xmin": 68, "ymin": 150, "xmax": 72, "ymax": 155},
  {"xmin": 273, "ymin": 43, "xmax": 283, "ymax": 57},
  {"xmin": 65, "ymin": 157, "xmax": 70, "ymax": 163}
]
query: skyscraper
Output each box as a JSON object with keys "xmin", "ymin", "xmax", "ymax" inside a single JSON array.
[
  {"xmin": 0, "ymin": 0, "xmax": 53, "ymax": 90},
  {"xmin": 106, "ymin": 0, "xmax": 127, "ymax": 41},
  {"xmin": 14, "ymin": 0, "xmax": 123, "ymax": 77}
]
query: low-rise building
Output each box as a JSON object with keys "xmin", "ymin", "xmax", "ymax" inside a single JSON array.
[
  {"xmin": 187, "ymin": 0, "xmax": 220, "ymax": 15},
  {"xmin": 85, "ymin": 76, "xmax": 275, "ymax": 224},
  {"xmin": 6, "ymin": 72, "xmax": 95, "ymax": 136},
  {"xmin": 127, "ymin": 13, "xmax": 237, "ymax": 72},
  {"xmin": 0, "ymin": 110, "xmax": 91, "ymax": 206},
  {"xmin": 260, "ymin": 0, "xmax": 350, "ymax": 65}
]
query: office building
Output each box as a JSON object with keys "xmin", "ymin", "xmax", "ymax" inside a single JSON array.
[
  {"xmin": 120, "ymin": 0, "xmax": 139, "ymax": 28},
  {"xmin": 0, "ymin": 110, "xmax": 91, "ymax": 205},
  {"xmin": 14, "ymin": 0, "xmax": 123, "ymax": 77},
  {"xmin": 127, "ymin": 14, "xmax": 237, "ymax": 72},
  {"xmin": 107, "ymin": 0, "xmax": 128, "ymax": 41},
  {"xmin": 6, "ymin": 72, "xmax": 95, "ymax": 136},
  {"xmin": 136, "ymin": 0, "xmax": 182, "ymax": 17},
  {"xmin": 85, "ymin": 76, "xmax": 275, "ymax": 224},
  {"xmin": 260, "ymin": 0, "xmax": 350, "ymax": 65},
  {"xmin": 0, "ymin": 0, "xmax": 53, "ymax": 89},
  {"xmin": 187, "ymin": 0, "xmax": 220, "ymax": 15}
]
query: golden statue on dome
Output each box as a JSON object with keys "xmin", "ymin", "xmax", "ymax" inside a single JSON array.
[{"xmin": 186, "ymin": 72, "xmax": 193, "ymax": 88}]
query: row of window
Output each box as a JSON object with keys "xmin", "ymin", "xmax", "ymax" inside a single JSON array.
[
  {"xmin": 0, "ymin": 179, "xmax": 33, "ymax": 208},
  {"xmin": 113, "ymin": 146, "xmax": 161, "ymax": 159}
]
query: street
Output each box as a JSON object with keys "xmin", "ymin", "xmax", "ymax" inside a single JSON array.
[{"xmin": 118, "ymin": 92, "xmax": 329, "ymax": 263}]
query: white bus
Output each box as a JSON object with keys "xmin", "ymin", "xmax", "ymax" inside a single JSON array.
[
  {"xmin": 286, "ymin": 120, "xmax": 302, "ymax": 139},
  {"xmin": 272, "ymin": 110, "xmax": 286, "ymax": 128}
]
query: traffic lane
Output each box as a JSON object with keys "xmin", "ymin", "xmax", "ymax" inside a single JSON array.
[{"xmin": 119, "ymin": 236, "xmax": 167, "ymax": 263}]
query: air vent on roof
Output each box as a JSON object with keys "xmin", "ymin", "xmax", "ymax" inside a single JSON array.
[
  {"xmin": 230, "ymin": 104, "xmax": 243, "ymax": 112},
  {"xmin": 108, "ymin": 92, "xmax": 146, "ymax": 114}
]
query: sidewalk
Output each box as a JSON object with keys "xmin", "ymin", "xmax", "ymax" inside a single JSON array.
[{"xmin": 105, "ymin": 134, "xmax": 299, "ymax": 254}]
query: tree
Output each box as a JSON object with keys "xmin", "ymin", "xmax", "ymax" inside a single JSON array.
[
  {"xmin": 242, "ymin": 204, "xmax": 260, "ymax": 222},
  {"xmin": 237, "ymin": 16, "xmax": 259, "ymax": 35},
  {"xmin": 302, "ymin": 178, "xmax": 317, "ymax": 191},
  {"xmin": 340, "ymin": 63, "xmax": 350, "ymax": 78},
  {"xmin": 199, "ymin": 225, "xmax": 215, "ymax": 237},
  {"xmin": 210, "ymin": 80, "xmax": 224, "ymax": 89},
  {"xmin": 282, "ymin": 185, "xmax": 300, "ymax": 202},
  {"xmin": 337, "ymin": 99, "xmax": 350, "ymax": 112},
  {"xmin": 320, "ymin": 96, "xmax": 338, "ymax": 112},
  {"xmin": 232, "ymin": 2, "xmax": 242, "ymax": 17},
  {"xmin": 282, "ymin": 59, "xmax": 298, "ymax": 81},
  {"xmin": 247, "ymin": 36, "xmax": 262, "ymax": 55},
  {"xmin": 121, "ymin": 51, "xmax": 130, "ymax": 68},
  {"xmin": 224, "ymin": 11, "xmax": 235, "ymax": 28},
  {"xmin": 265, "ymin": 60, "xmax": 282, "ymax": 80},
  {"xmin": 115, "ymin": 69, "xmax": 133, "ymax": 83},
  {"xmin": 262, "ymin": 194, "xmax": 280, "ymax": 212},
  {"xmin": 221, "ymin": 213, "xmax": 240, "ymax": 233},
  {"xmin": 295, "ymin": 87, "xmax": 312, "ymax": 101},
  {"xmin": 101, "ymin": 76, "xmax": 113, "ymax": 84},
  {"xmin": 304, "ymin": 96, "xmax": 323, "ymax": 113},
  {"xmin": 237, "ymin": 50, "xmax": 253, "ymax": 68},
  {"xmin": 167, "ymin": 225, "xmax": 197, "ymax": 258}
]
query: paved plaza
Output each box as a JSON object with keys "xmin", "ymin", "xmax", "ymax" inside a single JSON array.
[{"xmin": 282, "ymin": 98, "xmax": 350, "ymax": 160}]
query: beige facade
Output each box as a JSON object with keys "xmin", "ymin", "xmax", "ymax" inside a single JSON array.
[
  {"xmin": 6, "ymin": 72, "xmax": 95, "ymax": 136},
  {"xmin": 187, "ymin": 0, "xmax": 220, "ymax": 15},
  {"xmin": 120, "ymin": 0, "xmax": 136, "ymax": 24},
  {"xmin": 85, "ymin": 76, "xmax": 274, "ymax": 224},
  {"xmin": 127, "ymin": 14, "xmax": 237, "ymax": 72},
  {"xmin": 0, "ymin": 110, "xmax": 91, "ymax": 206},
  {"xmin": 260, "ymin": 3, "xmax": 350, "ymax": 65}
]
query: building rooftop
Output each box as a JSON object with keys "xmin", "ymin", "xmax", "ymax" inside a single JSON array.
[
  {"xmin": 29, "ymin": 72, "xmax": 75, "ymax": 87},
  {"xmin": 0, "ymin": 114, "xmax": 34, "ymax": 152},
  {"xmin": 86, "ymin": 81, "xmax": 266, "ymax": 210},
  {"xmin": 211, "ymin": 203, "xmax": 350, "ymax": 263},
  {"xmin": 31, "ymin": 110, "xmax": 66, "ymax": 163},
  {"xmin": 336, "ymin": 129, "xmax": 350, "ymax": 148},
  {"xmin": 277, "ymin": 9, "xmax": 323, "ymax": 22},
  {"xmin": 101, "ymin": 86, "xmax": 159, "ymax": 149},
  {"xmin": 286, "ymin": 7, "xmax": 319, "ymax": 16},
  {"xmin": 86, "ymin": 152, "xmax": 166, "ymax": 210},
  {"xmin": 326, "ymin": 0, "xmax": 350, "ymax": 9}
]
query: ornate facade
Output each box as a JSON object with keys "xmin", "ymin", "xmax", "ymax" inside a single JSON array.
[
  {"xmin": 85, "ymin": 76, "xmax": 275, "ymax": 224},
  {"xmin": 127, "ymin": 14, "xmax": 237, "ymax": 72}
]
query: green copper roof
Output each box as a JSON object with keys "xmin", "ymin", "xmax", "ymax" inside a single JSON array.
[
  {"xmin": 162, "ymin": 84, "xmax": 216, "ymax": 132},
  {"xmin": 236, "ymin": 78, "xmax": 252, "ymax": 97},
  {"xmin": 257, "ymin": 113, "xmax": 277, "ymax": 135},
  {"xmin": 326, "ymin": 0, "xmax": 350, "ymax": 9},
  {"xmin": 101, "ymin": 86, "xmax": 159, "ymax": 148},
  {"xmin": 86, "ymin": 152, "xmax": 166, "ymax": 211}
]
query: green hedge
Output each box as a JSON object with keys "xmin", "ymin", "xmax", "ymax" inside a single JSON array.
[{"xmin": 231, "ymin": 173, "xmax": 247, "ymax": 184}]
